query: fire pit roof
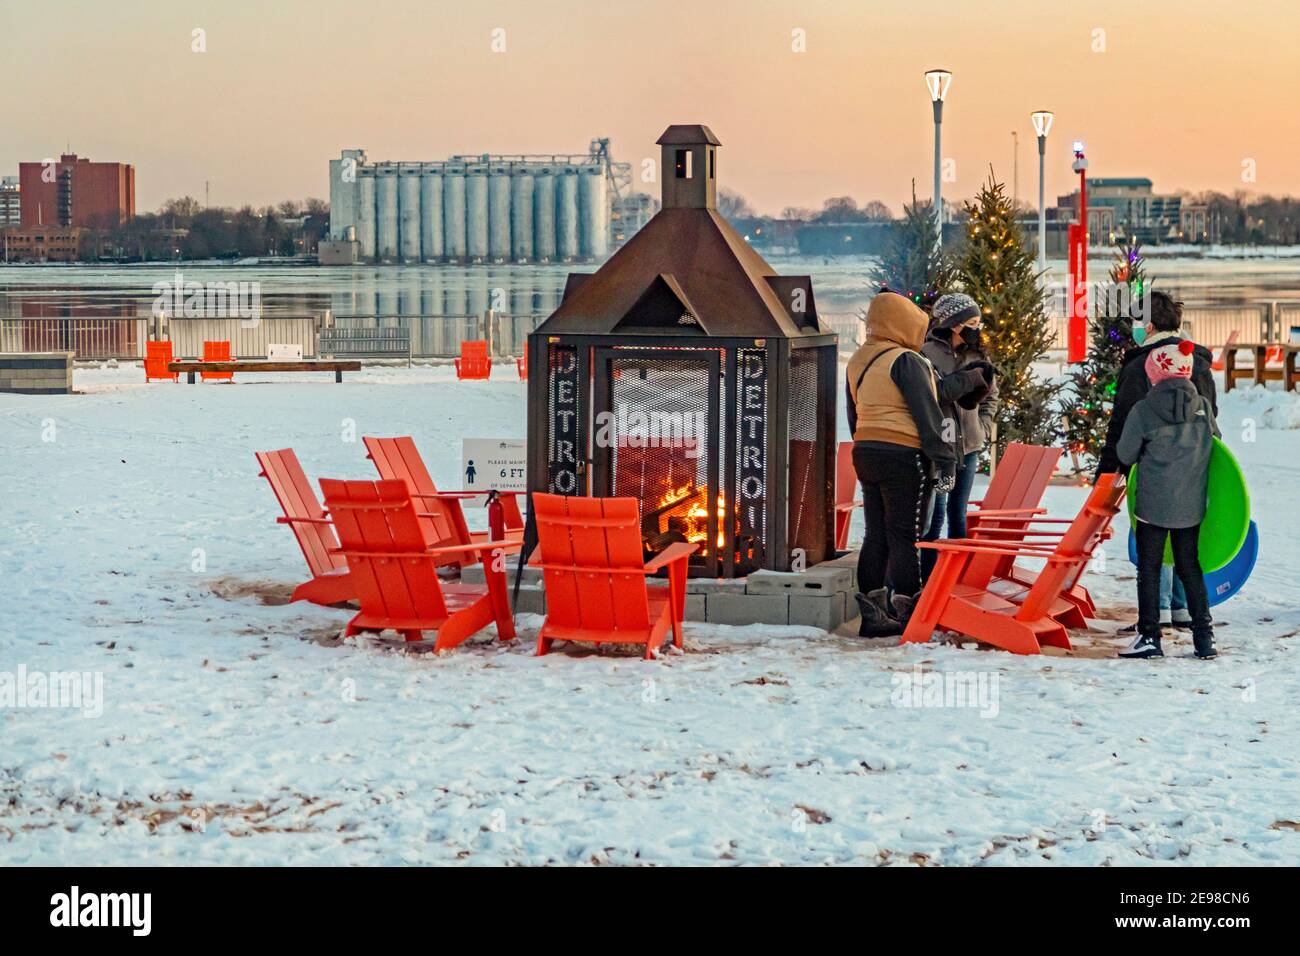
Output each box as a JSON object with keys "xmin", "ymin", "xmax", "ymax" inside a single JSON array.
[{"xmin": 536, "ymin": 125, "xmax": 822, "ymax": 340}]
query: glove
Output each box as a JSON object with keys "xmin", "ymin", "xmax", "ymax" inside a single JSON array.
[
  {"xmin": 964, "ymin": 360, "xmax": 995, "ymax": 386},
  {"xmin": 957, "ymin": 361, "xmax": 994, "ymax": 411},
  {"xmin": 935, "ymin": 464, "xmax": 957, "ymax": 494}
]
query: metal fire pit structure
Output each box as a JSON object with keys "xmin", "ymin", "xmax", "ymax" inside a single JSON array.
[{"xmin": 525, "ymin": 125, "xmax": 837, "ymax": 577}]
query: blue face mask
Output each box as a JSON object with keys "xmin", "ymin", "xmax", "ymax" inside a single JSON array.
[{"xmin": 1132, "ymin": 325, "xmax": 1147, "ymax": 345}]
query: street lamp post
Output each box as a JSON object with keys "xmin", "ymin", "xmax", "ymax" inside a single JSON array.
[
  {"xmin": 924, "ymin": 69, "xmax": 952, "ymax": 243},
  {"xmin": 1031, "ymin": 110, "xmax": 1054, "ymax": 280}
]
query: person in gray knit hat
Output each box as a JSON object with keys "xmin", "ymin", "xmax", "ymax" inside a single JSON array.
[{"xmin": 919, "ymin": 293, "xmax": 997, "ymax": 580}]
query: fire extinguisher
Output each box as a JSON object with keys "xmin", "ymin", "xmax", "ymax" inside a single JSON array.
[{"xmin": 486, "ymin": 490, "xmax": 505, "ymax": 572}]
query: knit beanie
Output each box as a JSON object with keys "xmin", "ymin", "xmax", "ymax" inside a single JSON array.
[
  {"xmin": 930, "ymin": 293, "xmax": 981, "ymax": 329},
  {"xmin": 1145, "ymin": 339, "xmax": 1195, "ymax": 384}
]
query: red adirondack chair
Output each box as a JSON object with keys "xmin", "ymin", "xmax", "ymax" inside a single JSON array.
[
  {"xmin": 902, "ymin": 473, "xmax": 1127, "ymax": 654},
  {"xmin": 201, "ymin": 340, "xmax": 234, "ymax": 381},
  {"xmin": 455, "ymin": 340, "xmax": 492, "ymax": 380},
  {"xmin": 516, "ymin": 351, "xmax": 528, "ymax": 381},
  {"xmin": 530, "ymin": 493, "xmax": 696, "ymax": 659},
  {"xmin": 320, "ymin": 478, "xmax": 516, "ymax": 649},
  {"xmin": 363, "ymin": 435, "xmax": 524, "ymax": 569},
  {"xmin": 256, "ymin": 449, "xmax": 355, "ymax": 605},
  {"xmin": 959, "ymin": 443, "xmax": 1062, "ymax": 590},
  {"xmin": 144, "ymin": 341, "xmax": 178, "ymax": 382},
  {"xmin": 1210, "ymin": 330, "xmax": 1239, "ymax": 372},
  {"xmin": 834, "ymin": 441, "xmax": 861, "ymax": 550}
]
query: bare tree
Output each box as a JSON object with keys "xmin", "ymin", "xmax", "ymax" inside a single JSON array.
[{"xmin": 717, "ymin": 188, "xmax": 755, "ymax": 221}]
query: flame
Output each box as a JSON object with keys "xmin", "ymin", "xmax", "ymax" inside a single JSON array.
[{"xmin": 655, "ymin": 483, "xmax": 725, "ymax": 548}]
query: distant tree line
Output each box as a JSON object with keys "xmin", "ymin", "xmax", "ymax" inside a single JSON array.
[
  {"xmin": 1181, "ymin": 190, "xmax": 1300, "ymax": 245},
  {"xmin": 85, "ymin": 197, "xmax": 330, "ymax": 261}
]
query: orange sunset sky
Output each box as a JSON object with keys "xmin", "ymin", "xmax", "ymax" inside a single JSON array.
[{"xmin": 2, "ymin": 0, "xmax": 1297, "ymax": 216}]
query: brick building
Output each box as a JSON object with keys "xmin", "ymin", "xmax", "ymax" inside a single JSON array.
[
  {"xmin": 18, "ymin": 154, "xmax": 135, "ymax": 229},
  {"xmin": 1, "ymin": 225, "xmax": 85, "ymax": 262}
]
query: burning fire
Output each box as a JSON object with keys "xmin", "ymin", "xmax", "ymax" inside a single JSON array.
[{"xmin": 656, "ymin": 483, "xmax": 726, "ymax": 548}]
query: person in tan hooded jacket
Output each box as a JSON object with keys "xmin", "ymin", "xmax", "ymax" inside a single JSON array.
[{"xmin": 845, "ymin": 291, "xmax": 991, "ymax": 636}]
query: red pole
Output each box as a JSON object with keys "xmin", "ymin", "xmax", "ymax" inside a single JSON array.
[{"xmin": 1067, "ymin": 147, "xmax": 1089, "ymax": 363}]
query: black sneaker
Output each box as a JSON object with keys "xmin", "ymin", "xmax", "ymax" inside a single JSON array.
[
  {"xmin": 1193, "ymin": 629, "xmax": 1218, "ymax": 659},
  {"xmin": 856, "ymin": 588, "xmax": 902, "ymax": 638},
  {"xmin": 1119, "ymin": 632, "xmax": 1164, "ymax": 659}
]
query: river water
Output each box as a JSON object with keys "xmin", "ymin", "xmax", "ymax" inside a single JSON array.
[{"xmin": 2, "ymin": 253, "xmax": 1299, "ymax": 322}]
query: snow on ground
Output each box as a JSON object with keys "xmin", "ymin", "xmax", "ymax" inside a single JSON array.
[{"xmin": 1, "ymin": 363, "xmax": 1298, "ymax": 865}]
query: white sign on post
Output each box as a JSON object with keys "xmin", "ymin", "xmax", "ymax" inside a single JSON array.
[{"xmin": 461, "ymin": 439, "xmax": 527, "ymax": 504}]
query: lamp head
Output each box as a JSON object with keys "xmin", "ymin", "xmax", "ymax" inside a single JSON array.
[
  {"xmin": 924, "ymin": 69, "xmax": 953, "ymax": 102},
  {"xmin": 1031, "ymin": 110, "xmax": 1054, "ymax": 138}
]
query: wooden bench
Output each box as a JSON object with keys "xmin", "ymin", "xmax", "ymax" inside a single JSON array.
[
  {"xmin": 169, "ymin": 359, "xmax": 361, "ymax": 383},
  {"xmin": 1221, "ymin": 342, "xmax": 1300, "ymax": 393}
]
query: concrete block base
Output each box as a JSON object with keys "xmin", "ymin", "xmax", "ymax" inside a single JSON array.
[{"xmin": 0, "ymin": 352, "xmax": 74, "ymax": 395}]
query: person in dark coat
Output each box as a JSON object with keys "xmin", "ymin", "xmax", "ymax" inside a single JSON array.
[
  {"xmin": 919, "ymin": 293, "xmax": 997, "ymax": 579},
  {"xmin": 1116, "ymin": 339, "xmax": 1220, "ymax": 660},
  {"xmin": 1096, "ymin": 291, "xmax": 1218, "ymax": 631}
]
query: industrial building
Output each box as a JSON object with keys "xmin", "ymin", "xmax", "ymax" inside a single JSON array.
[
  {"xmin": 18, "ymin": 154, "xmax": 135, "ymax": 229},
  {"xmin": 326, "ymin": 139, "xmax": 654, "ymax": 265}
]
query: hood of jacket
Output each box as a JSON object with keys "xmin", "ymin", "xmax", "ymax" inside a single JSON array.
[
  {"xmin": 1145, "ymin": 378, "xmax": 1200, "ymax": 425},
  {"xmin": 865, "ymin": 292, "xmax": 927, "ymax": 352}
]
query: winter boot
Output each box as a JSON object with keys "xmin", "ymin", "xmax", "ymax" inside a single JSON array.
[
  {"xmin": 856, "ymin": 588, "xmax": 902, "ymax": 638},
  {"xmin": 1172, "ymin": 608, "xmax": 1193, "ymax": 631},
  {"xmin": 1193, "ymin": 628, "xmax": 1218, "ymax": 660},
  {"xmin": 891, "ymin": 591, "xmax": 922, "ymax": 630},
  {"xmin": 1119, "ymin": 630, "xmax": 1164, "ymax": 659}
]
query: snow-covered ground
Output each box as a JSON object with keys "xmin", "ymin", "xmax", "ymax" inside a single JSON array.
[{"xmin": 2, "ymin": 363, "xmax": 1298, "ymax": 865}]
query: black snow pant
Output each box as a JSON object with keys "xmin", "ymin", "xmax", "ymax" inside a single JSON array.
[
  {"xmin": 853, "ymin": 442, "xmax": 934, "ymax": 600},
  {"xmin": 1135, "ymin": 521, "xmax": 1213, "ymax": 639}
]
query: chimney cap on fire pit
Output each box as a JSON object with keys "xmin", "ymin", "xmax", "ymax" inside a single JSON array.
[{"xmin": 536, "ymin": 124, "xmax": 822, "ymax": 340}]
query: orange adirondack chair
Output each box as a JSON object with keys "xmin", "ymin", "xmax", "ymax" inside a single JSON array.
[
  {"xmin": 320, "ymin": 478, "xmax": 516, "ymax": 649},
  {"xmin": 363, "ymin": 435, "xmax": 524, "ymax": 569},
  {"xmin": 834, "ymin": 441, "xmax": 862, "ymax": 551},
  {"xmin": 530, "ymin": 493, "xmax": 696, "ymax": 659},
  {"xmin": 516, "ymin": 351, "xmax": 528, "ymax": 381},
  {"xmin": 959, "ymin": 443, "xmax": 1062, "ymax": 589},
  {"xmin": 1210, "ymin": 330, "xmax": 1240, "ymax": 372},
  {"xmin": 455, "ymin": 340, "xmax": 492, "ymax": 380},
  {"xmin": 144, "ymin": 341, "xmax": 178, "ymax": 382},
  {"xmin": 256, "ymin": 449, "xmax": 355, "ymax": 605},
  {"xmin": 902, "ymin": 473, "xmax": 1127, "ymax": 654},
  {"xmin": 201, "ymin": 340, "xmax": 234, "ymax": 381}
]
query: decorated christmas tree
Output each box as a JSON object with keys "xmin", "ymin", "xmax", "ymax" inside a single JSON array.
[
  {"xmin": 869, "ymin": 182, "xmax": 958, "ymax": 313},
  {"xmin": 1062, "ymin": 242, "xmax": 1147, "ymax": 468},
  {"xmin": 956, "ymin": 174, "xmax": 1061, "ymax": 457}
]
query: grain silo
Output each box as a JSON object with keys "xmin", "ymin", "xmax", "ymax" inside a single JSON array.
[
  {"xmin": 326, "ymin": 139, "xmax": 648, "ymax": 264},
  {"xmin": 375, "ymin": 167, "xmax": 400, "ymax": 262},
  {"xmin": 419, "ymin": 164, "xmax": 443, "ymax": 261},
  {"xmin": 398, "ymin": 165, "xmax": 422, "ymax": 262},
  {"xmin": 487, "ymin": 164, "xmax": 512, "ymax": 261},
  {"xmin": 510, "ymin": 168, "xmax": 535, "ymax": 262},
  {"xmin": 442, "ymin": 164, "xmax": 467, "ymax": 261},
  {"xmin": 465, "ymin": 164, "xmax": 489, "ymax": 261},
  {"xmin": 532, "ymin": 168, "xmax": 557, "ymax": 262},
  {"xmin": 556, "ymin": 168, "xmax": 580, "ymax": 260},
  {"xmin": 355, "ymin": 168, "xmax": 377, "ymax": 261},
  {"xmin": 579, "ymin": 165, "xmax": 610, "ymax": 259}
]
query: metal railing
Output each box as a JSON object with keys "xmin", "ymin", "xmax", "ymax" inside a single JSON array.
[
  {"xmin": 5, "ymin": 302, "xmax": 1297, "ymax": 362},
  {"xmin": 0, "ymin": 317, "xmax": 150, "ymax": 360}
]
